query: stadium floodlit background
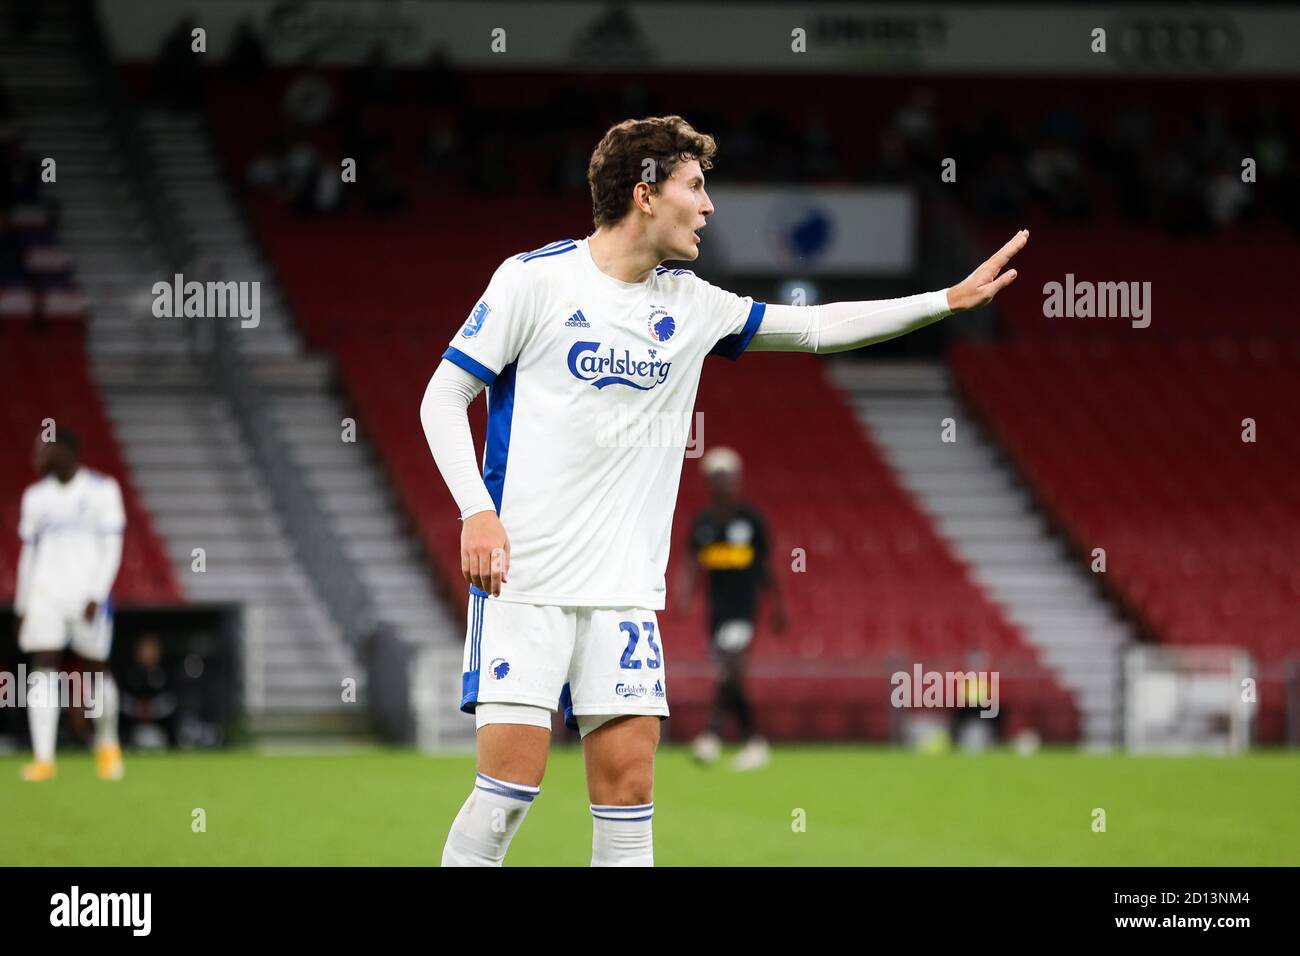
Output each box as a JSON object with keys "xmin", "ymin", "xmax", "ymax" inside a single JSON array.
[{"xmin": 1, "ymin": 0, "xmax": 1298, "ymax": 866}]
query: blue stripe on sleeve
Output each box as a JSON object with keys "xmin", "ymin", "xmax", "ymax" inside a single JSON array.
[
  {"xmin": 443, "ymin": 346, "xmax": 498, "ymax": 386},
  {"xmin": 709, "ymin": 301, "xmax": 767, "ymax": 361}
]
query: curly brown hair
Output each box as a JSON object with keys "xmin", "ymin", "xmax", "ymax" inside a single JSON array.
[{"xmin": 587, "ymin": 116, "xmax": 718, "ymax": 229}]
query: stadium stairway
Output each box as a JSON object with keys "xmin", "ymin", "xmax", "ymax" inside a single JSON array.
[
  {"xmin": 1, "ymin": 0, "xmax": 188, "ymax": 358},
  {"xmin": 101, "ymin": 375, "xmax": 360, "ymax": 719},
  {"xmin": 832, "ymin": 360, "xmax": 1133, "ymax": 746},
  {"xmin": 0, "ymin": 1, "xmax": 140, "ymax": 351},
  {"xmin": 139, "ymin": 108, "xmax": 454, "ymax": 639},
  {"xmin": 3, "ymin": 1, "xmax": 362, "ymax": 732},
  {"xmin": 266, "ymin": 387, "xmax": 454, "ymax": 647},
  {"xmin": 135, "ymin": 110, "xmax": 300, "ymax": 358},
  {"xmin": 127, "ymin": 106, "xmax": 460, "ymax": 730},
  {"xmin": 4, "ymin": 5, "xmax": 459, "ymax": 737}
]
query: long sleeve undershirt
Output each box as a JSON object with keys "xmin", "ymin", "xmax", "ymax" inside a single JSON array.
[
  {"xmin": 421, "ymin": 362, "xmax": 494, "ymax": 521},
  {"xmin": 747, "ymin": 288, "xmax": 951, "ymax": 353}
]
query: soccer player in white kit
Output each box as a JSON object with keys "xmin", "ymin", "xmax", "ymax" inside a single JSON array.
[
  {"xmin": 421, "ymin": 116, "xmax": 1027, "ymax": 865},
  {"xmin": 14, "ymin": 430, "xmax": 126, "ymax": 782}
]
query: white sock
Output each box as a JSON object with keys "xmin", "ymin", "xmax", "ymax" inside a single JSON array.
[
  {"xmin": 590, "ymin": 803, "xmax": 654, "ymax": 867},
  {"xmin": 441, "ymin": 772, "xmax": 540, "ymax": 867},
  {"xmin": 91, "ymin": 672, "xmax": 120, "ymax": 748},
  {"xmin": 27, "ymin": 669, "xmax": 60, "ymax": 764}
]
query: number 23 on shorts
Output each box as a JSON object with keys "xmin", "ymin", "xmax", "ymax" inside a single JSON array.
[{"xmin": 618, "ymin": 620, "xmax": 662, "ymax": 670}]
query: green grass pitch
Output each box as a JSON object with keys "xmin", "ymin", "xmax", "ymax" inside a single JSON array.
[{"xmin": 2, "ymin": 746, "xmax": 1297, "ymax": 866}]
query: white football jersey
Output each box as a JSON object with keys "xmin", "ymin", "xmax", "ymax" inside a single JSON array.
[
  {"xmin": 442, "ymin": 237, "xmax": 766, "ymax": 609},
  {"xmin": 17, "ymin": 467, "xmax": 126, "ymax": 611}
]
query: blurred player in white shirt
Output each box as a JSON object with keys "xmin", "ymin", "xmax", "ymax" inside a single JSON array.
[
  {"xmin": 421, "ymin": 115, "xmax": 1027, "ymax": 865},
  {"xmin": 14, "ymin": 430, "xmax": 126, "ymax": 782}
]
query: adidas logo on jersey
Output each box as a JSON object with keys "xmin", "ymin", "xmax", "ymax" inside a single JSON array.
[
  {"xmin": 652, "ymin": 680, "xmax": 665, "ymax": 699},
  {"xmin": 564, "ymin": 309, "xmax": 591, "ymax": 328}
]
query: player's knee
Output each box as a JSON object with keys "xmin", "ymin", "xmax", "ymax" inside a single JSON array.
[
  {"xmin": 601, "ymin": 762, "xmax": 654, "ymax": 806},
  {"xmin": 591, "ymin": 728, "xmax": 657, "ymax": 804},
  {"xmin": 476, "ymin": 723, "xmax": 550, "ymax": 788},
  {"xmin": 478, "ymin": 755, "xmax": 547, "ymax": 789}
]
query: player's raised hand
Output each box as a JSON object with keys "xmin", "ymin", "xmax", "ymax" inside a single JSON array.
[
  {"xmin": 462, "ymin": 510, "xmax": 510, "ymax": 596},
  {"xmin": 946, "ymin": 229, "xmax": 1028, "ymax": 312}
]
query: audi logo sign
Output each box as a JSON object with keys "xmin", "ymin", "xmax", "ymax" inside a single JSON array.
[{"xmin": 1109, "ymin": 16, "xmax": 1243, "ymax": 72}]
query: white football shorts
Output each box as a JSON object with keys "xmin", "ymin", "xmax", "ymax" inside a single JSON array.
[
  {"xmin": 460, "ymin": 585, "xmax": 669, "ymax": 731},
  {"xmin": 19, "ymin": 598, "xmax": 114, "ymax": 661}
]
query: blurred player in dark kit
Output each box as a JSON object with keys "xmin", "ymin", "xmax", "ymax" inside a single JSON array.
[{"xmin": 677, "ymin": 447, "xmax": 786, "ymax": 770}]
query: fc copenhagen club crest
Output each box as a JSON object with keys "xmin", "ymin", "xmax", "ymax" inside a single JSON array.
[{"xmin": 647, "ymin": 307, "xmax": 676, "ymax": 343}]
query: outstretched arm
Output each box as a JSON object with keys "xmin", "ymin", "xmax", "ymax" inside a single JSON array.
[{"xmin": 748, "ymin": 230, "xmax": 1027, "ymax": 353}]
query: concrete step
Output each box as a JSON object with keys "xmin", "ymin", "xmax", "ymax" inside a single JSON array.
[{"xmin": 835, "ymin": 360, "xmax": 1135, "ymax": 747}]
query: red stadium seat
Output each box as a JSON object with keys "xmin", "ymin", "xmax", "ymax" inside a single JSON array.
[
  {"xmin": 951, "ymin": 333, "xmax": 1299, "ymax": 741},
  {"xmin": 0, "ymin": 330, "xmax": 183, "ymax": 607}
]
